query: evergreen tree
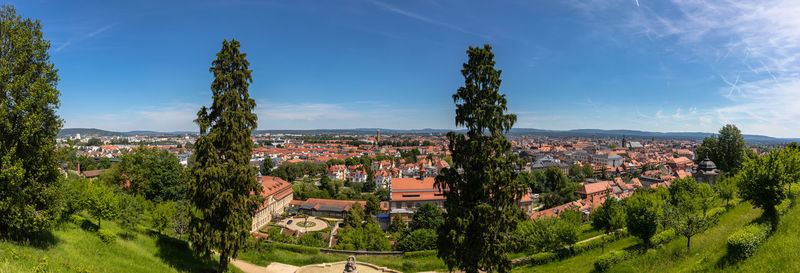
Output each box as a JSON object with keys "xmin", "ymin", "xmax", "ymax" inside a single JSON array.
[
  {"xmin": 389, "ymin": 214, "xmax": 407, "ymax": 233},
  {"xmin": 188, "ymin": 40, "xmax": 264, "ymax": 273},
  {"xmin": 344, "ymin": 203, "xmax": 365, "ymax": 228},
  {"xmin": 365, "ymin": 194, "xmax": 381, "ymax": 216},
  {"xmin": 435, "ymin": 44, "xmax": 527, "ymax": 273},
  {"xmin": 409, "ymin": 203, "xmax": 444, "ymax": 231},
  {"xmin": 260, "ymin": 157, "xmax": 273, "ymax": 176},
  {"xmin": 0, "ymin": 5, "xmax": 64, "ymax": 236}
]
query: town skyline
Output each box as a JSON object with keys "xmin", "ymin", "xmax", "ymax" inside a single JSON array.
[{"xmin": 10, "ymin": 0, "xmax": 800, "ymax": 138}]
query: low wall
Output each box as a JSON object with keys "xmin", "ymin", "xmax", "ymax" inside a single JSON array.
[{"xmin": 296, "ymin": 261, "xmax": 402, "ymax": 273}]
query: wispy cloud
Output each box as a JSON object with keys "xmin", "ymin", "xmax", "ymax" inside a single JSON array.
[
  {"xmin": 366, "ymin": 0, "xmax": 489, "ymax": 39},
  {"xmin": 54, "ymin": 23, "xmax": 116, "ymax": 52}
]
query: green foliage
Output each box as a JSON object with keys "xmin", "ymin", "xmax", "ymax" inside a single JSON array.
[
  {"xmin": 650, "ymin": 229, "xmax": 676, "ymax": 246},
  {"xmin": 389, "ymin": 214, "xmax": 407, "ymax": 233},
  {"xmin": 271, "ymin": 241, "xmax": 321, "ymax": 255},
  {"xmin": 365, "ymin": 194, "xmax": 381, "ymax": 216},
  {"xmin": 171, "ymin": 200, "xmax": 192, "ymax": 239},
  {"xmin": 556, "ymin": 209, "xmax": 582, "ymax": 248},
  {"xmin": 97, "ymin": 228, "xmax": 116, "ymax": 243},
  {"xmin": 292, "ymin": 180, "xmax": 332, "ymax": 201},
  {"xmin": 334, "ymin": 221, "xmax": 391, "ymax": 251},
  {"xmin": 663, "ymin": 177, "xmax": 718, "ymax": 252},
  {"xmin": 568, "ymin": 164, "xmax": 585, "ymax": 180},
  {"xmin": 591, "ymin": 194, "xmax": 626, "ymax": 236},
  {"xmin": 726, "ymin": 222, "xmax": 771, "ymax": 261},
  {"xmin": 625, "ymin": 192, "xmax": 662, "ymax": 245},
  {"xmin": 0, "ymin": 6, "xmax": 65, "ymax": 236},
  {"xmin": 409, "ymin": 203, "xmax": 444, "ymax": 231},
  {"xmin": 527, "ymin": 252, "xmax": 558, "ymax": 266},
  {"xmin": 737, "ymin": 148, "xmax": 800, "ymax": 217},
  {"xmin": 582, "ymin": 163, "xmax": 595, "ymax": 179},
  {"xmin": 260, "ymin": 157, "xmax": 273, "ymax": 176},
  {"xmin": 397, "ymin": 228, "xmax": 437, "ymax": 252},
  {"xmin": 152, "ymin": 202, "xmax": 175, "ymax": 234},
  {"xmin": 188, "ymin": 39, "xmax": 264, "ymax": 273},
  {"xmin": 85, "ymin": 182, "xmax": 119, "ymax": 228},
  {"xmin": 272, "ymin": 162, "xmax": 322, "ymax": 182},
  {"xmin": 117, "ymin": 194, "xmax": 147, "ymax": 235},
  {"xmin": 594, "ymin": 249, "xmax": 631, "ymax": 272},
  {"xmin": 298, "ymin": 231, "xmax": 328, "ymax": 248},
  {"xmin": 104, "ymin": 147, "xmax": 185, "ymax": 202},
  {"xmin": 715, "ymin": 175, "xmax": 738, "ymax": 207},
  {"xmin": 435, "ymin": 44, "xmax": 527, "ymax": 273},
  {"xmin": 344, "ymin": 203, "xmax": 365, "ymax": 228},
  {"xmin": 695, "ymin": 124, "xmax": 746, "ymax": 173}
]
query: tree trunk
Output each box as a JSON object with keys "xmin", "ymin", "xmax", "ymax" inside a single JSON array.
[
  {"xmin": 98, "ymin": 218, "xmax": 101, "ymax": 229},
  {"xmin": 218, "ymin": 249, "xmax": 230, "ymax": 273},
  {"xmin": 687, "ymin": 236, "xmax": 691, "ymax": 252}
]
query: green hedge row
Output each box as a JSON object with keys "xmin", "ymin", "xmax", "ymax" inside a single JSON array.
[
  {"xmin": 272, "ymin": 242, "xmax": 320, "ymax": 255},
  {"xmin": 572, "ymin": 230, "xmax": 628, "ymax": 254},
  {"xmin": 528, "ymin": 252, "xmax": 558, "ymax": 266},
  {"xmin": 594, "ymin": 249, "xmax": 633, "ymax": 272},
  {"xmin": 403, "ymin": 249, "xmax": 437, "ymax": 258},
  {"xmin": 650, "ymin": 229, "xmax": 676, "ymax": 246},
  {"xmin": 726, "ymin": 223, "xmax": 770, "ymax": 261},
  {"xmin": 98, "ymin": 229, "xmax": 116, "ymax": 243}
]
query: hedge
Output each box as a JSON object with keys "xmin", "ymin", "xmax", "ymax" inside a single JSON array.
[
  {"xmin": 651, "ymin": 229, "xmax": 676, "ymax": 246},
  {"xmin": 726, "ymin": 223, "xmax": 770, "ymax": 261},
  {"xmin": 594, "ymin": 249, "xmax": 632, "ymax": 272},
  {"xmin": 527, "ymin": 252, "xmax": 558, "ymax": 266},
  {"xmin": 273, "ymin": 242, "xmax": 320, "ymax": 255},
  {"xmin": 70, "ymin": 214, "xmax": 85, "ymax": 225},
  {"xmin": 98, "ymin": 229, "xmax": 116, "ymax": 243},
  {"xmin": 572, "ymin": 230, "xmax": 628, "ymax": 254},
  {"xmin": 403, "ymin": 249, "xmax": 437, "ymax": 258}
]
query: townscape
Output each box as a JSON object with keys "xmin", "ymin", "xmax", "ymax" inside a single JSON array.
[{"xmin": 3, "ymin": 1, "xmax": 800, "ymax": 273}]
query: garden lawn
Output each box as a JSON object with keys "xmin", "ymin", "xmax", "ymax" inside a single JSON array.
[
  {"xmin": 610, "ymin": 202, "xmax": 760, "ymax": 273},
  {"xmin": 727, "ymin": 201, "xmax": 800, "ymax": 272},
  {"xmin": 0, "ymin": 213, "xmax": 239, "ymax": 273},
  {"xmin": 237, "ymin": 244, "xmax": 447, "ymax": 273}
]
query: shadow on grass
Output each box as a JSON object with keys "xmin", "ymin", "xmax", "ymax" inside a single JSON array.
[
  {"xmin": 1, "ymin": 230, "xmax": 61, "ymax": 250},
  {"xmin": 79, "ymin": 219, "xmax": 99, "ymax": 232},
  {"xmin": 154, "ymin": 234, "xmax": 220, "ymax": 273}
]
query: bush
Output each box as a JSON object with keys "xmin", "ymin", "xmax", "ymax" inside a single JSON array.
[
  {"xmin": 403, "ymin": 249, "xmax": 437, "ymax": 258},
  {"xmin": 70, "ymin": 214, "xmax": 85, "ymax": 225},
  {"xmin": 726, "ymin": 223, "xmax": 770, "ymax": 260},
  {"xmin": 572, "ymin": 230, "xmax": 629, "ymax": 254},
  {"xmin": 528, "ymin": 252, "xmax": 557, "ymax": 266},
  {"xmin": 273, "ymin": 242, "xmax": 320, "ymax": 255},
  {"xmin": 651, "ymin": 229, "xmax": 676, "ymax": 246},
  {"xmin": 98, "ymin": 229, "xmax": 116, "ymax": 243},
  {"xmin": 594, "ymin": 250, "xmax": 630, "ymax": 272}
]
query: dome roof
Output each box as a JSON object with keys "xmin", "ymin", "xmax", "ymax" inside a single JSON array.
[{"xmin": 698, "ymin": 157, "xmax": 717, "ymax": 171}]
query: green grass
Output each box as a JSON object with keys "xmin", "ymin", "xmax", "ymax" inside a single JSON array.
[
  {"xmin": 727, "ymin": 201, "xmax": 800, "ymax": 272},
  {"xmin": 296, "ymin": 221, "xmax": 316, "ymax": 228},
  {"xmin": 237, "ymin": 243, "xmax": 447, "ymax": 273},
  {"xmin": 609, "ymin": 203, "xmax": 761, "ymax": 273},
  {"xmin": 512, "ymin": 236, "xmax": 640, "ymax": 273},
  {"xmin": 578, "ymin": 224, "xmax": 603, "ymax": 241},
  {"xmin": 0, "ymin": 213, "xmax": 240, "ymax": 273}
]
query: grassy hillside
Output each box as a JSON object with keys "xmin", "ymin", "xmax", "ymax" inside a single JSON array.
[
  {"xmin": 727, "ymin": 200, "xmax": 800, "ymax": 272},
  {"xmin": 0, "ymin": 213, "xmax": 237, "ymax": 273}
]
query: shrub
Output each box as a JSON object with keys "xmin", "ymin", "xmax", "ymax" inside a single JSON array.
[
  {"xmin": 726, "ymin": 223, "xmax": 770, "ymax": 260},
  {"xmin": 573, "ymin": 230, "xmax": 629, "ymax": 254},
  {"xmin": 528, "ymin": 252, "xmax": 557, "ymax": 266},
  {"xmin": 98, "ymin": 229, "xmax": 116, "ymax": 243},
  {"xmin": 594, "ymin": 250, "xmax": 630, "ymax": 272},
  {"xmin": 70, "ymin": 214, "xmax": 85, "ymax": 225},
  {"xmin": 273, "ymin": 242, "xmax": 320, "ymax": 255},
  {"xmin": 403, "ymin": 249, "xmax": 437, "ymax": 258},
  {"xmin": 651, "ymin": 229, "xmax": 676, "ymax": 246}
]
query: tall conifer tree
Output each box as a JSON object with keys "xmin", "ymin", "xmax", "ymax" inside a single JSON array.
[
  {"xmin": 435, "ymin": 44, "xmax": 527, "ymax": 273},
  {"xmin": 188, "ymin": 39, "xmax": 263, "ymax": 273}
]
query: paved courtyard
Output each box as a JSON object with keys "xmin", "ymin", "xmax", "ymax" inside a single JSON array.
[{"xmin": 277, "ymin": 216, "xmax": 329, "ymax": 232}]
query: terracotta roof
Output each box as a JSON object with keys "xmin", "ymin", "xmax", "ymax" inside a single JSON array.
[
  {"xmin": 390, "ymin": 177, "xmax": 445, "ymax": 201},
  {"xmin": 575, "ymin": 181, "xmax": 611, "ymax": 196},
  {"xmin": 257, "ymin": 176, "xmax": 293, "ymax": 210}
]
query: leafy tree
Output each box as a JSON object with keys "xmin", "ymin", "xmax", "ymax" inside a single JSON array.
[
  {"xmin": 569, "ymin": 164, "xmax": 585, "ymax": 180},
  {"xmin": 591, "ymin": 194, "xmax": 625, "ymax": 250},
  {"xmin": 737, "ymin": 148, "xmax": 799, "ymax": 220},
  {"xmin": 556, "ymin": 209, "xmax": 582, "ymax": 250},
  {"xmin": 397, "ymin": 228, "xmax": 437, "ymax": 251},
  {"xmin": 172, "ymin": 200, "xmax": 192, "ymax": 239},
  {"xmin": 55, "ymin": 145, "xmax": 79, "ymax": 170},
  {"xmin": 410, "ymin": 203, "xmax": 444, "ymax": 231},
  {"xmin": 389, "ymin": 214, "xmax": 407, "ymax": 233},
  {"xmin": 714, "ymin": 175, "xmax": 738, "ymax": 208},
  {"xmin": 625, "ymin": 192, "xmax": 662, "ymax": 246},
  {"xmin": 334, "ymin": 221, "xmax": 391, "ymax": 251},
  {"xmin": 664, "ymin": 177, "xmax": 717, "ymax": 252},
  {"xmin": 435, "ymin": 44, "xmax": 527, "ymax": 273},
  {"xmin": 365, "ymin": 194, "xmax": 381, "ymax": 216},
  {"xmin": 517, "ymin": 217, "xmax": 561, "ymax": 252},
  {"xmin": 259, "ymin": 157, "xmax": 273, "ymax": 176},
  {"xmin": 104, "ymin": 147, "xmax": 184, "ymax": 202},
  {"xmin": 85, "ymin": 182, "xmax": 118, "ymax": 228},
  {"xmin": 344, "ymin": 203, "xmax": 365, "ymax": 228},
  {"xmin": 86, "ymin": 138, "xmax": 103, "ymax": 146},
  {"xmin": 152, "ymin": 202, "xmax": 175, "ymax": 234},
  {"xmin": 544, "ymin": 167, "xmax": 568, "ymax": 193},
  {"xmin": 187, "ymin": 39, "xmax": 264, "ymax": 273},
  {"xmin": 695, "ymin": 124, "xmax": 746, "ymax": 173},
  {"xmin": 118, "ymin": 194, "xmax": 147, "ymax": 236},
  {"xmin": 98, "ymin": 157, "xmax": 112, "ymax": 169},
  {"xmin": 582, "ymin": 163, "xmax": 594, "ymax": 179},
  {"xmin": 78, "ymin": 155, "xmax": 97, "ymax": 171}
]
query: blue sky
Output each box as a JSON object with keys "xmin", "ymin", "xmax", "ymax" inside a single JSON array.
[{"xmin": 7, "ymin": 0, "xmax": 800, "ymax": 138}]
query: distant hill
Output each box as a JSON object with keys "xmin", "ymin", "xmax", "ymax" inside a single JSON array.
[{"xmin": 60, "ymin": 127, "xmax": 799, "ymax": 144}]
